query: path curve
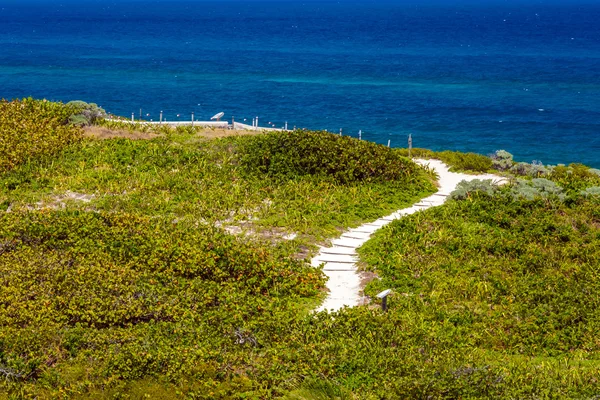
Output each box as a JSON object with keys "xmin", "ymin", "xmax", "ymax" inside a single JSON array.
[{"xmin": 313, "ymin": 158, "xmax": 506, "ymax": 312}]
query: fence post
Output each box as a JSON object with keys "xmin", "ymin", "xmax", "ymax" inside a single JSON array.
[
  {"xmin": 408, "ymin": 133, "xmax": 412, "ymax": 158},
  {"xmin": 191, "ymin": 112, "xmax": 194, "ymax": 127},
  {"xmin": 131, "ymin": 113, "xmax": 134, "ymax": 122},
  {"xmin": 387, "ymin": 139, "xmax": 391, "ymax": 148},
  {"xmin": 358, "ymin": 130, "xmax": 362, "ymax": 140},
  {"xmin": 160, "ymin": 111, "xmax": 163, "ymax": 124}
]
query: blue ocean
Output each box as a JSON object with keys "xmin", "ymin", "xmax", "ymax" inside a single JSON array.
[{"xmin": 1, "ymin": 1, "xmax": 599, "ymax": 166}]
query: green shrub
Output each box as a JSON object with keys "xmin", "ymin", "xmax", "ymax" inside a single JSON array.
[
  {"xmin": 589, "ymin": 168, "xmax": 600, "ymax": 177},
  {"xmin": 0, "ymin": 98, "xmax": 82, "ymax": 173},
  {"xmin": 238, "ymin": 130, "xmax": 424, "ymax": 185},
  {"xmin": 395, "ymin": 147, "xmax": 436, "ymax": 159},
  {"xmin": 450, "ymin": 179, "xmax": 498, "ymax": 200},
  {"xmin": 580, "ymin": 186, "xmax": 600, "ymax": 198},
  {"xmin": 66, "ymin": 100, "xmax": 106, "ymax": 126},
  {"xmin": 510, "ymin": 161, "xmax": 549, "ymax": 177},
  {"xmin": 548, "ymin": 163, "xmax": 600, "ymax": 192},
  {"xmin": 436, "ymin": 150, "xmax": 493, "ymax": 173},
  {"xmin": 511, "ymin": 178, "xmax": 564, "ymax": 200},
  {"xmin": 491, "ymin": 150, "xmax": 514, "ymax": 171},
  {"xmin": 396, "ymin": 148, "xmax": 492, "ymax": 173}
]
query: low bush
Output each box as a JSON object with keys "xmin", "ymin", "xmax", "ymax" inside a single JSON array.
[
  {"xmin": 510, "ymin": 161, "xmax": 549, "ymax": 177},
  {"xmin": 397, "ymin": 148, "xmax": 493, "ymax": 173},
  {"xmin": 548, "ymin": 163, "xmax": 600, "ymax": 192},
  {"xmin": 0, "ymin": 98, "xmax": 82, "ymax": 173},
  {"xmin": 238, "ymin": 130, "xmax": 426, "ymax": 185},
  {"xmin": 491, "ymin": 149, "xmax": 514, "ymax": 171},
  {"xmin": 357, "ymin": 195, "xmax": 600, "ymax": 397},
  {"xmin": 0, "ymin": 210, "xmax": 324, "ymax": 395},
  {"xmin": 580, "ymin": 186, "xmax": 600, "ymax": 198},
  {"xmin": 66, "ymin": 100, "xmax": 106, "ymax": 126},
  {"xmin": 450, "ymin": 179, "xmax": 498, "ymax": 200},
  {"xmin": 511, "ymin": 177, "xmax": 565, "ymax": 200},
  {"xmin": 436, "ymin": 150, "xmax": 493, "ymax": 173}
]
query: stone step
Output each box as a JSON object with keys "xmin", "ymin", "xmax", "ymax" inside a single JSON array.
[
  {"xmin": 313, "ymin": 254, "xmax": 357, "ymax": 264},
  {"xmin": 341, "ymin": 231, "xmax": 372, "ymax": 240},
  {"xmin": 364, "ymin": 221, "xmax": 389, "ymax": 228},
  {"xmin": 320, "ymin": 246, "xmax": 357, "ymax": 255},
  {"xmin": 332, "ymin": 237, "xmax": 368, "ymax": 248},
  {"xmin": 321, "ymin": 262, "xmax": 357, "ymax": 271},
  {"xmin": 349, "ymin": 225, "xmax": 379, "ymax": 234},
  {"xmin": 396, "ymin": 208, "xmax": 415, "ymax": 216}
]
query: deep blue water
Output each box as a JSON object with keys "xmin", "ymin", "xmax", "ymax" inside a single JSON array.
[{"xmin": 1, "ymin": 1, "xmax": 599, "ymax": 166}]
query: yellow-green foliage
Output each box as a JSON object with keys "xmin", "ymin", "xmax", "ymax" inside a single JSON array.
[
  {"xmin": 0, "ymin": 211, "xmax": 324, "ymax": 396},
  {"xmin": 240, "ymin": 130, "xmax": 426, "ymax": 184},
  {"xmin": 7, "ymin": 100, "xmax": 599, "ymax": 398},
  {"xmin": 357, "ymin": 195, "xmax": 600, "ymax": 397},
  {"xmin": 397, "ymin": 148, "xmax": 493, "ymax": 173},
  {"xmin": 436, "ymin": 150, "xmax": 493, "ymax": 172},
  {"xmin": 0, "ymin": 98, "xmax": 82, "ymax": 172},
  {"xmin": 1, "ymin": 132, "xmax": 434, "ymax": 241}
]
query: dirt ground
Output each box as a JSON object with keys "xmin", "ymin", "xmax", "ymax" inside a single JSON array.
[
  {"xmin": 83, "ymin": 126, "xmax": 159, "ymax": 140},
  {"xmin": 83, "ymin": 125, "xmax": 264, "ymax": 140}
]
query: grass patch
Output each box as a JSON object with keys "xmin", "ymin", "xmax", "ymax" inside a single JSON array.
[
  {"xmin": 0, "ymin": 132, "xmax": 434, "ymax": 244},
  {"xmin": 355, "ymin": 194, "xmax": 600, "ymax": 397}
]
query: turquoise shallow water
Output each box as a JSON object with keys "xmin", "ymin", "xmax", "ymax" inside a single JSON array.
[{"xmin": 1, "ymin": 1, "xmax": 599, "ymax": 166}]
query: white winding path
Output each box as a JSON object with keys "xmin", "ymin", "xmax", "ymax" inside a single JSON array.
[{"xmin": 313, "ymin": 159, "xmax": 506, "ymax": 313}]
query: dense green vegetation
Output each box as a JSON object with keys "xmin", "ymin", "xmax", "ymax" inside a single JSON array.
[
  {"xmin": 241, "ymin": 130, "xmax": 426, "ymax": 185},
  {"xmin": 0, "ymin": 98, "xmax": 81, "ymax": 173},
  {"xmin": 0, "ymin": 100, "xmax": 440, "ymax": 398},
  {"xmin": 2, "ymin": 98, "xmax": 600, "ymax": 398},
  {"xmin": 0, "ymin": 132, "xmax": 433, "ymax": 242},
  {"xmin": 0, "ymin": 211, "xmax": 324, "ymax": 398},
  {"xmin": 359, "ymin": 191, "xmax": 600, "ymax": 398},
  {"xmin": 397, "ymin": 148, "xmax": 493, "ymax": 173}
]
